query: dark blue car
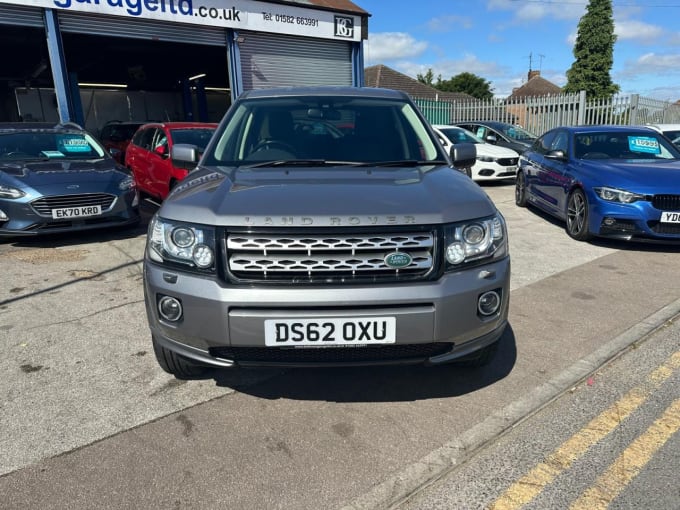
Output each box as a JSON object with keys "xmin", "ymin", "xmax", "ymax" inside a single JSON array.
[
  {"xmin": 515, "ymin": 125, "xmax": 680, "ymax": 243},
  {"xmin": 0, "ymin": 122, "xmax": 140, "ymax": 237}
]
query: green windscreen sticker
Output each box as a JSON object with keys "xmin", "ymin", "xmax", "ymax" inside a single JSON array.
[
  {"xmin": 628, "ymin": 136, "xmax": 660, "ymax": 154},
  {"xmin": 57, "ymin": 136, "xmax": 91, "ymax": 153}
]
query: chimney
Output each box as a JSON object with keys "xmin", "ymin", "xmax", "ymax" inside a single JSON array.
[{"xmin": 528, "ymin": 70, "xmax": 540, "ymax": 80}]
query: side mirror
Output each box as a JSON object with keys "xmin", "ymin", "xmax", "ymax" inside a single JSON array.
[
  {"xmin": 449, "ymin": 142, "xmax": 476, "ymax": 171},
  {"xmin": 485, "ymin": 134, "xmax": 497, "ymax": 144},
  {"xmin": 171, "ymin": 143, "xmax": 200, "ymax": 169},
  {"xmin": 545, "ymin": 149, "xmax": 567, "ymax": 161}
]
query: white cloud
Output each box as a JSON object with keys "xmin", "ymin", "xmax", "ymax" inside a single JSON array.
[
  {"xmin": 426, "ymin": 15, "xmax": 473, "ymax": 32},
  {"xmin": 364, "ymin": 33, "xmax": 428, "ymax": 64},
  {"xmin": 615, "ymin": 20, "xmax": 664, "ymax": 42},
  {"xmin": 487, "ymin": 0, "xmax": 585, "ymax": 23},
  {"xmin": 620, "ymin": 52, "xmax": 680, "ymax": 77}
]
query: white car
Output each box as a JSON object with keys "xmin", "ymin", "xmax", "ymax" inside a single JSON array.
[
  {"xmin": 644, "ymin": 124, "xmax": 680, "ymax": 148},
  {"xmin": 433, "ymin": 124, "xmax": 520, "ymax": 181}
]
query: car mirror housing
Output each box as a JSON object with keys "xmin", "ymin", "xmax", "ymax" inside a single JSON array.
[
  {"xmin": 546, "ymin": 149, "xmax": 567, "ymax": 161},
  {"xmin": 450, "ymin": 142, "xmax": 477, "ymax": 170},
  {"xmin": 171, "ymin": 143, "xmax": 200, "ymax": 164}
]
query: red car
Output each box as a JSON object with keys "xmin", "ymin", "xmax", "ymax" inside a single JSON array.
[
  {"xmin": 99, "ymin": 121, "xmax": 146, "ymax": 164},
  {"xmin": 125, "ymin": 122, "xmax": 217, "ymax": 200}
]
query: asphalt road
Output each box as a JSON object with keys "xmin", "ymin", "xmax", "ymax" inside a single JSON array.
[
  {"xmin": 1, "ymin": 182, "xmax": 679, "ymax": 509},
  {"xmin": 399, "ymin": 310, "xmax": 680, "ymax": 510}
]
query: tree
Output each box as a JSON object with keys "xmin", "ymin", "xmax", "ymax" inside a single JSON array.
[
  {"xmin": 417, "ymin": 69, "xmax": 437, "ymax": 87},
  {"xmin": 563, "ymin": 0, "xmax": 619, "ymax": 98},
  {"xmin": 417, "ymin": 69, "xmax": 494, "ymax": 100}
]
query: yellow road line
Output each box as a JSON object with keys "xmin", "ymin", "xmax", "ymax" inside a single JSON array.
[
  {"xmin": 489, "ymin": 351, "xmax": 680, "ymax": 510},
  {"xmin": 570, "ymin": 398, "xmax": 680, "ymax": 510}
]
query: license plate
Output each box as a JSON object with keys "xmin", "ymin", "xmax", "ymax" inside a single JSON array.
[
  {"xmin": 660, "ymin": 211, "xmax": 680, "ymax": 224},
  {"xmin": 264, "ymin": 317, "xmax": 396, "ymax": 347},
  {"xmin": 51, "ymin": 205, "xmax": 102, "ymax": 219}
]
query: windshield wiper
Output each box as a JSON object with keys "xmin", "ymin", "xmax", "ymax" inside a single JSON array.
[
  {"xmin": 243, "ymin": 159, "xmax": 366, "ymax": 169},
  {"xmin": 348, "ymin": 160, "xmax": 448, "ymax": 167}
]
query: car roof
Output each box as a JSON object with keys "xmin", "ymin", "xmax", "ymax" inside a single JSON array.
[
  {"xmin": 238, "ymin": 86, "xmax": 410, "ymax": 101},
  {"xmin": 556, "ymin": 125, "xmax": 660, "ymax": 134},
  {"xmin": 138, "ymin": 122, "xmax": 218, "ymax": 129},
  {"xmin": 0, "ymin": 121, "xmax": 86, "ymax": 133},
  {"xmin": 645, "ymin": 123, "xmax": 680, "ymax": 131}
]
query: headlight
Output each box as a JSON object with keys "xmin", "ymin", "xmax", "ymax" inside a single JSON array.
[
  {"xmin": 445, "ymin": 214, "xmax": 507, "ymax": 268},
  {"xmin": 477, "ymin": 156, "xmax": 496, "ymax": 162},
  {"xmin": 593, "ymin": 187, "xmax": 644, "ymax": 204},
  {"xmin": 147, "ymin": 215, "xmax": 216, "ymax": 271},
  {"xmin": 119, "ymin": 176, "xmax": 135, "ymax": 191},
  {"xmin": 0, "ymin": 185, "xmax": 26, "ymax": 199}
]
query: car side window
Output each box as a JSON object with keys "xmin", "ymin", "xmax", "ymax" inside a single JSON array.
[
  {"xmin": 153, "ymin": 130, "xmax": 168, "ymax": 151},
  {"xmin": 139, "ymin": 128, "xmax": 158, "ymax": 151},
  {"xmin": 535, "ymin": 131, "xmax": 556, "ymax": 155},
  {"xmin": 550, "ymin": 131, "xmax": 568, "ymax": 153}
]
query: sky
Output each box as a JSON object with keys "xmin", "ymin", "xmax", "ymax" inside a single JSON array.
[{"xmin": 357, "ymin": 0, "xmax": 680, "ymax": 102}]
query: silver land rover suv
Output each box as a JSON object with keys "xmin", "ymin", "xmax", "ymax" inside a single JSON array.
[{"xmin": 143, "ymin": 86, "xmax": 510, "ymax": 377}]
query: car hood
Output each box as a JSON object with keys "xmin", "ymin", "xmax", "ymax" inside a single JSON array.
[
  {"xmin": 0, "ymin": 159, "xmax": 129, "ymax": 189},
  {"xmin": 578, "ymin": 159, "xmax": 680, "ymax": 191},
  {"xmin": 476, "ymin": 143, "xmax": 519, "ymax": 158},
  {"xmin": 160, "ymin": 164, "xmax": 498, "ymax": 227}
]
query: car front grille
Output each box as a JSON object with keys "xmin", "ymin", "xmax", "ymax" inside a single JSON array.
[
  {"xmin": 648, "ymin": 221, "xmax": 680, "ymax": 235},
  {"xmin": 497, "ymin": 157, "xmax": 519, "ymax": 166},
  {"xmin": 209, "ymin": 343, "xmax": 452, "ymax": 364},
  {"xmin": 225, "ymin": 229, "xmax": 437, "ymax": 284},
  {"xmin": 652, "ymin": 194, "xmax": 680, "ymax": 211},
  {"xmin": 31, "ymin": 193, "xmax": 116, "ymax": 216}
]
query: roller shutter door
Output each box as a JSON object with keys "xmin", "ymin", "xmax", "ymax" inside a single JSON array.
[
  {"xmin": 0, "ymin": 5, "xmax": 44, "ymax": 27},
  {"xmin": 239, "ymin": 31, "xmax": 352, "ymax": 91},
  {"xmin": 57, "ymin": 12, "xmax": 226, "ymax": 46}
]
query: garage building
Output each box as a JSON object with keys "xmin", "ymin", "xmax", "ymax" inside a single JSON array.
[{"xmin": 0, "ymin": 0, "xmax": 368, "ymax": 134}]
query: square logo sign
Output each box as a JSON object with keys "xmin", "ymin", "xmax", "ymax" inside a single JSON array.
[{"xmin": 334, "ymin": 16, "xmax": 354, "ymax": 38}]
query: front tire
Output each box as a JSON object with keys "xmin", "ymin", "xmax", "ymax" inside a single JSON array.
[
  {"xmin": 566, "ymin": 188, "xmax": 592, "ymax": 241},
  {"xmin": 152, "ymin": 336, "xmax": 208, "ymax": 379}
]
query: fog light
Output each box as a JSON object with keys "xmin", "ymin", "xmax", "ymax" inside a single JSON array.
[
  {"xmin": 478, "ymin": 290, "xmax": 501, "ymax": 316},
  {"xmin": 0, "ymin": 209, "xmax": 7, "ymax": 221},
  {"xmin": 603, "ymin": 217, "xmax": 616, "ymax": 226},
  {"xmin": 158, "ymin": 295, "xmax": 183, "ymax": 321}
]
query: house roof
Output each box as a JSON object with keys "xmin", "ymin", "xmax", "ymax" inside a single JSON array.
[
  {"xmin": 280, "ymin": 0, "xmax": 368, "ymax": 15},
  {"xmin": 364, "ymin": 65, "xmax": 475, "ymax": 102},
  {"xmin": 509, "ymin": 72, "xmax": 562, "ymax": 99}
]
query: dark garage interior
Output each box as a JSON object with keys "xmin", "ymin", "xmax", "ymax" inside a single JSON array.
[{"xmin": 0, "ymin": 24, "xmax": 231, "ymax": 133}]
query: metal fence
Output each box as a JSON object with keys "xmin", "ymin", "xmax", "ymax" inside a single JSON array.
[{"xmin": 414, "ymin": 92, "xmax": 680, "ymax": 135}]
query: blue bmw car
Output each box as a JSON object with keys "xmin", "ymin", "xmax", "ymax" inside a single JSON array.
[
  {"xmin": 0, "ymin": 122, "xmax": 140, "ymax": 237},
  {"xmin": 515, "ymin": 125, "xmax": 680, "ymax": 242}
]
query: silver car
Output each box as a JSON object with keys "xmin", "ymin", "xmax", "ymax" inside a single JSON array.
[{"xmin": 143, "ymin": 87, "xmax": 510, "ymax": 377}]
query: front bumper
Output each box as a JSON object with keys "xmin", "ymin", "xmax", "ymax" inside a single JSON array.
[
  {"xmin": 144, "ymin": 256, "xmax": 511, "ymax": 368},
  {"xmin": 589, "ymin": 197, "xmax": 680, "ymax": 243}
]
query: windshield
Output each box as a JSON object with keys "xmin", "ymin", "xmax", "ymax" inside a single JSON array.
[
  {"xmin": 203, "ymin": 96, "xmax": 445, "ymax": 166},
  {"xmin": 169, "ymin": 128, "xmax": 216, "ymax": 148},
  {"xmin": 438, "ymin": 127, "xmax": 483, "ymax": 144},
  {"xmin": 0, "ymin": 131, "xmax": 106, "ymax": 161},
  {"xmin": 499, "ymin": 124, "xmax": 536, "ymax": 141},
  {"xmin": 574, "ymin": 131, "xmax": 680, "ymax": 160}
]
